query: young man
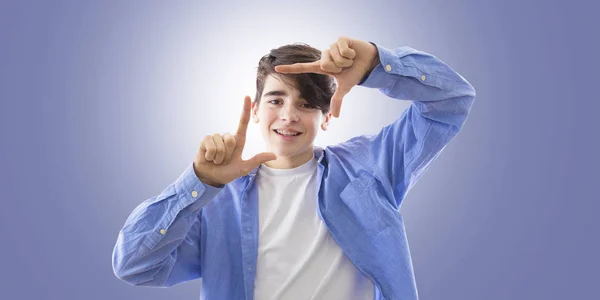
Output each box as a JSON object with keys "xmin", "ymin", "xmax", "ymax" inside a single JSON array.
[{"xmin": 112, "ymin": 37, "xmax": 475, "ymax": 300}]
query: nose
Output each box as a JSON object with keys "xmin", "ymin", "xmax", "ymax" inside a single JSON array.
[{"xmin": 280, "ymin": 104, "xmax": 299, "ymax": 122}]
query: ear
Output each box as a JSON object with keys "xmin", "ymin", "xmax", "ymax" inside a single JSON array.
[
  {"xmin": 320, "ymin": 112, "xmax": 332, "ymax": 131},
  {"xmin": 251, "ymin": 100, "xmax": 259, "ymax": 123}
]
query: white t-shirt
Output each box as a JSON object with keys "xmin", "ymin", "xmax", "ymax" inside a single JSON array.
[{"xmin": 253, "ymin": 155, "xmax": 374, "ymax": 300}]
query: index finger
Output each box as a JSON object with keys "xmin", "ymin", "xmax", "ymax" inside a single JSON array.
[
  {"xmin": 236, "ymin": 96, "xmax": 251, "ymax": 138},
  {"xmin": 275, "ymin": 61, "xmax": 325, "ymax": 75}
]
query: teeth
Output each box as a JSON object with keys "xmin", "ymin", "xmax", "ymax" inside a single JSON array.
[{"xmin": 275, "ymin": 129, "xmax": 300, "ymax": 136}]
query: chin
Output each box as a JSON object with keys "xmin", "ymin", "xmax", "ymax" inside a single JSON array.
[
  {"xmin": 272, "ymin": 147, "xmax": 301, "ymax": 157},
  {"xmin": 265, "ymin": 133, "xmax": 315, "ymax": 157}
]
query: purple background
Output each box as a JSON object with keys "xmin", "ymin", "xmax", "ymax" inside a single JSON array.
[{"xmin": 1, "ymin": 1, "xmax": 598, "ymax": 299}]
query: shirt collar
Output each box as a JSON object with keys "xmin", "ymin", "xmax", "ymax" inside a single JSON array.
[{"xmin": 246, "ymin": 146, "xmax": 325, "ymax": 177}]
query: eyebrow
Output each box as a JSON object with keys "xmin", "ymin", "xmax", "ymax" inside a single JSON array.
[{"xmin": 262, "ymin": 90, "xmax": 288, "ymax": 97}]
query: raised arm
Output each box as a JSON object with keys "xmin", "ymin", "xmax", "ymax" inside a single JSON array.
[
  {"xmin": 111, "ymin": 165, "xmax": 221, "ymax": 286},
  {"xmin": 356, "ymin": 44, "xmax": 476, "ymax": 207},
  {"xmin": 112, "ymin": 96, "xmax": 277, "ymax": 286},
  {"xmin": 276, "ymin": 37, "xmax": 475, "ymax": 208}
]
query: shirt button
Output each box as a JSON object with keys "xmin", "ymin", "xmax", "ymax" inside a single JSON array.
[
  {"xmin": 159, "ymin": 229, "xmax": 166, "ymax": 235},
  {"xmin": 247, "ymin": 267, "xmax": 252, "ymax": 271},
  {"xmin": 421, "ymin": 74, "xmax": 426, "ymax": 81},
  {"xmin": 385, "ymin": 64, "xmax": 392, "ymax": 72},
  {"xmin": 191, "ymin": 190, "xmax": 198, "ymax": 198},
  {"xmin": 246, "ymin": 227, "xmax": 251, "ymax": 232}
]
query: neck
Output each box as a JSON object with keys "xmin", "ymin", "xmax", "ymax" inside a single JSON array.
[{"xmin": 264, "ymin": 147, "xmax": 314, "ymax": 169}]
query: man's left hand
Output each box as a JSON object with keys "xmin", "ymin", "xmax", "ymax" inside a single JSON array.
[{"xmin": 275, "ymin": 36, "xmax": 379, "ymax": 118}]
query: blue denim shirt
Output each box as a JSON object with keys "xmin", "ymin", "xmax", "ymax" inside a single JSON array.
[{"xmin": 112, "ymin": 43, "xmax": 476, "ymax": 300}]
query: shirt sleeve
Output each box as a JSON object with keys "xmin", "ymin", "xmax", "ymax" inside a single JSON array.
[
  {"xmin": 112, "ymin": 162, "xmax": 224, "ymax": 287},
  {"xmin": 355, "ymin": 44, "xmax": 476, "ymax": 208}
]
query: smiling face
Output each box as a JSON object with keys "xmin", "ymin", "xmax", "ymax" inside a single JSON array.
[{"xmin": 252, "ymin": 74, "xmax": 331, "ymax": 169}]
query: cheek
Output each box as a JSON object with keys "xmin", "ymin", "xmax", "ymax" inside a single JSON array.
[
  {"xmin": 304, "ymin": 118, "xmax": 321, "ymax": 135},
  {"xmin": 259, "ymin": 111, "xmax": 277, "ymax": 131},
  {"xmin": 260, "ymin": 108, "xmax": 277, "ymax": 118}
]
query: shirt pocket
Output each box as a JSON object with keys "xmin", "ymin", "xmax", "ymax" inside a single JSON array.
[{"xmin": 338, "ymin": 173, "xmax": 396, "ymax": 236}]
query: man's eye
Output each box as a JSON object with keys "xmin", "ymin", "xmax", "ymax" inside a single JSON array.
[
  {"xmin": 268, "ymin": 99, "xmax": 282, "ymax": 105},
  {"xmin": 302, "ymin": 103, "xmax": 317, "ymax": 109}
]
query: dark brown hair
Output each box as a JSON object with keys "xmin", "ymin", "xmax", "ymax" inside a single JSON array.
[{"xmin": 254, "ymin": 43, "xmax": 336, "ymax": 114}]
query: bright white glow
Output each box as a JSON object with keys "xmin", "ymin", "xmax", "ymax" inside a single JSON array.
[{"xmin": 135, "ymin": 2, "xmax": 414, "ymax": 162}]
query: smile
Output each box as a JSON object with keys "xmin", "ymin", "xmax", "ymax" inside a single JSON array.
[{"xmin": 273, "ymin": 129, "xmax": 302, "ymax": 137}]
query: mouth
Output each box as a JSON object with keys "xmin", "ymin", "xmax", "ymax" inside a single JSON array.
[{"xmin": 273, "ymin": 129, "xmax": 303, "ymax": 137}]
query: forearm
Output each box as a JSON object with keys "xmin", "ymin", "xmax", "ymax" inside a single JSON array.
[
  {"xmin": 362, "ymin": 44, "xmax": 475, "ymax": 99},
  {"xmin": 360, "ymin": 44, "xmax": 475, "ymax": 128},
  {"xmin": 112, "ymin": 163, "xmax": 223, "ymax": 286},
  {"xmin": 353, "ymin": 44, "xmax": 476, "ymax": 205}
]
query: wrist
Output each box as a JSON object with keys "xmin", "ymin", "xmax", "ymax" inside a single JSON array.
[
  {"xmin": 358, "ymin": 42, "xmax": 380, "ymax": 85},
  {"xmin": 193, "ymin": 165, "xmax": 223, "ymax": 188},
  {"xmin": 199, "ymin": 177, "xmax": 224, "ymax": 188},
  {"xmin": 368, "ymin": 42, "xmax": 380, "ymax": 71},
  {"xmin": 197, "ymin": 174, "xmax": 222, "ymax": 188}
]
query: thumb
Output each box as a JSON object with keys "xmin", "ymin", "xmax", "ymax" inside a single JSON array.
[
  {"xmin": 330, "ymin": 89, "xmax": 347, "ymax": 118},
  {"xmin": 331, "ymin": 81, "xmax": 354, "ymax": 117},
  {"xmin": 243, "ymin": 152, "xmax": 277, "ymax": 170}
]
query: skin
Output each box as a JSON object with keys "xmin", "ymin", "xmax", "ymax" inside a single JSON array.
[
  {"xmin": 193, "ymin": 37, "xmax": 380, "ymax": 186},
  {"xmin": 250, "ymin": 74, "xmax": 332, "ymax": 169}
]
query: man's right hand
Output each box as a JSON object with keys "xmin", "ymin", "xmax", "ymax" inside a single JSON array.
[{"xmin": 193, "ymin": 96, "xmax": 277, "ymax": 187}]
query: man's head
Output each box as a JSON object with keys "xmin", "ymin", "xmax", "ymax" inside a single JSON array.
[{"xmin": 251, "ymin": 44, "xmax": 335, "ymax": 167}]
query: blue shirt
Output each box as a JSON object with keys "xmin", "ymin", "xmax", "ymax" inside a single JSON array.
[{"xmin": 112, "ymin": 43, "xmax": 476, "ymax": 300}]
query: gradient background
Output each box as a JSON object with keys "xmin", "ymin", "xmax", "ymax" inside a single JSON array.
[{"xmin": 1, "ymin": 0, "xmax": 598, "ymax": 299}]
